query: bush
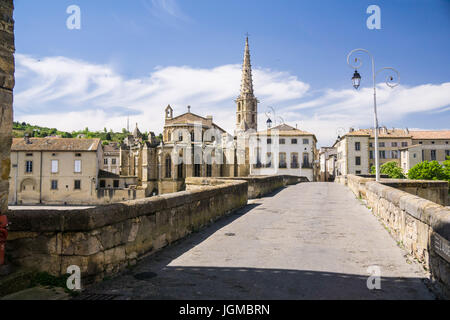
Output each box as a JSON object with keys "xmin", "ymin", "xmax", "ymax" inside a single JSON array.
[
  {"xmin": 407, "ymin": 160, "xmax": 447, "ymax": 181},
  {"xmin": 370, "ymin": 161, "xmax": 405, "ymax": 179}
]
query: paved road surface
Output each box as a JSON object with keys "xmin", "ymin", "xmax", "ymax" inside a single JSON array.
[{"xmin": 79, "ymin": 182, "xmax": 435, "ymax": 300}]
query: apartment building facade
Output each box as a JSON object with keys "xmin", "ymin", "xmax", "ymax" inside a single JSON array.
[
  {"xmin": 9, "ymin": 137, "xmax": 102, "ymax": 205},
  {"xmin": 334, "ymin": 128, "xmax": 450, "ymax": 176},
  {"xmin": 250, "ymin": 124, "xmax": 317, "ymax": 181}
]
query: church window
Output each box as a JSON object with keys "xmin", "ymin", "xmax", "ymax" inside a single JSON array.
[{"xmin": 165, "ymin": 156, "xmax": 172, "ymax": 178}]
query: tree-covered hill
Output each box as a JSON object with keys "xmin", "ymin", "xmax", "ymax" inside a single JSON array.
[{"xmin": 12, "ymin": 121, "xmax": 162, "ymax": 144}]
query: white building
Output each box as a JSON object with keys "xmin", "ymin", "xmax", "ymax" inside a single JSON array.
[{"xmin": 249, "ymin": 124, "xmax": 317, "ymax": 181}]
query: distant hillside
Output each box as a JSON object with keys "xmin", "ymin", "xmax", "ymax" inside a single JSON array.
[{"xmin": 12, "ymin": 121, "xmax": 162, "ymax": 144}]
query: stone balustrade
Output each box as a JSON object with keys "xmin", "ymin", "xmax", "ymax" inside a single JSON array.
[{"xmin": 337, "ymin": 174, "xmax": 450, "ymax": 296}]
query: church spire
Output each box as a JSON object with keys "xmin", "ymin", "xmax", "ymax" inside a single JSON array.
[
  {"xmin": 236, "ymin": 35, "xmax": 258, "ymax": 132},
  {"xmin": 240, "ymin": 35, "xmax": 254, "ymax": 97}
]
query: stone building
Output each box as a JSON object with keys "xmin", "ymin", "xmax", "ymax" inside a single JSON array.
[
  {"xmin": 400, "ymin": 131, "xmax": 450, "ymax": 173},
  {"xmin": 334, "ymin": 127, "xmax": 450, "ymax": 176},
  {"xmin": 0, "ymin": 0, "xmax": 14, "ymax": 215},
  {"xmin": 249, "ymin": 124, "xmax": 317, "ymax": 181},
  {"xmin": 9, "ymin": 137, "xmax": 103, "ymax": 205},
  {"xmin": 101, "ymin": 142, "xmax": 120, "ymax": 174},
  {"xmin": 319, "ymin": 147, "xmax": 337, "ymax": 182},
  {"xmin": 119, "ymin": 124, "xmax": 159, "ymax": 196}
]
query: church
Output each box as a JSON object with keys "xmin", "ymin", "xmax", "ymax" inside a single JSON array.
[{"xmin": 116, "ymin": 36, "xmax": 317, "ymax": 195}]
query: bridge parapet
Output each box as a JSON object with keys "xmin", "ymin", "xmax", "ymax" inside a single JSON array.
[
  {"xmin": 186, "ymin": 175, "xmax": 306, "ymax": 199},
  {"xmin": 4, "ymin": 179, "xmax": 248, "ymax": 284},
  {"xmin": 339, "ymin": 174, "xmax": 450, "ymax": 297}
]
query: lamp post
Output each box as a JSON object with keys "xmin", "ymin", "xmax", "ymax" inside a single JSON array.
[{"xmin": 347, "ymin": 48, "xmax": 400, "ymax": 182}]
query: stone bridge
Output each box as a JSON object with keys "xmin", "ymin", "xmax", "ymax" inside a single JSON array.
[{"xmin": 71, "ymin": 180, "xmax": 447, "ymax": 300}]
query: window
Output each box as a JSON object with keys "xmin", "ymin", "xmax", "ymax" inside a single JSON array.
[
  {"xmin": 51, "ymin": 180, "xmax": 58, "ymax": 190},
  {"xmin": 112, "ymin": 158, "xmax": 116, "ymax": 165},
  {"xmin": 291, "ymin": 153, "xmax": 299, "ymax": 168},
  {"xmin": 104, "ymin": 158, "xmax": 108, "ymax": 165},
  {"xmin": 51, "ymin": 160, "xmax": 58, "ymax": 173},
  {"xmin": 445, "ymin": 150, "xmax": 450, "ymax": 157},
  {"xmin": 291, "ymin": 139, "xmax": 297, "ymax": 144},
  {"xmin": 113, "ymin": 180, "xmax": 119, "ymax": 188},
  {"xmin": 74, "ymin": 180, "xmax": 81, "ymax": 190},
  {"xmin": 190, "ymin": 131, "xmax": 195, "ymax": 142},
  {"xmin": 413, "ymin": 153, "xmax": 417, "ymax": 158},
  {"xmin": 401, "ymin": 142, "xmax": 408, "ymax": 147},
  {"xmin": 369, "ymin": 143, "xmax": 373, "ymax": 148},
  {"xmin": 302, "ymin": 153, "xmax": 310, "ymax": 168},
  {"xmin": 75, "ymin": 153, "xmax": 82, "ymax": 157},
  {"xmin": 178, "ymin": 164, "xmax": 183, "ymax": 179},
  {"xmin": 26, "ymin": 153, "xmax": 33, "ymax": 157},
  {"xmin": 178, "ymin": 131, "xmax": 183, "ymax": 142},
  {"xmin": 355, "ymin": 142, "xmax": 360, "ymax": 151},
  {"xmin": 267, "ymin": 138, "xmax": 272, "ymax": 144},
  {"xmin": 99, "ymin": 180, "xmax": 106, "ymax": 188},
  {"xmin": 355, "ymin": 156, "xmax": 361, "ymax": 166},
  {"xmin": 356, "ymin": 170, "xmax": 361, "ymax": 175},
  {"xmin": 379, "ymin": 151, "xmax": 386, "ymax": 159},
  {"xmin": 379, "ymin": 142, "xmax": 385, "ymax": 147},
  {"xmin": 431, "ymin": 141, "xmax": 435, "ymax": 145},
  {"xmin": 165, "ymin": 156, "xmax": 172, "ymax": 178},
  {"xmin": 194, "ymin": 164, "xmax": 201, "ymax": 177},
  {"xmin": 279, "ymin": 139, "xmax": 285, "ymax": 144},
  {"xmin": 74, "ymin": 160, "xmax": 82, "ymax": 173},
  {"xmin": 391, "ymin": 150, "xmax": 398, "ymax": 159},
  {"xmin": 369, "ymin": 150, "xmax": 373, "ymax": 159},
  {"xmin": 391, "ymin": 142, "xmax": 398, "ymax": 147},
  {"xmin": 419, "ymin": 141, "xmax": 423, "ymax": 144},
  {"xmin": 431, "ymin": 150, "xmax": 436, "ymax": 161},
  {"xmin": 303, "ymin": 139, "xmax": 309, "ymax": 144},
  {"xmin": 25, "ymin": 160, "xmax": 33, "ymax": 173},
  {"xmin": 279, "ymin": 153, "xmax": 287, "ymax": 168},
  {"xmin": 206, "ymin": 164, "xmax": 212, "ymax": 177}
]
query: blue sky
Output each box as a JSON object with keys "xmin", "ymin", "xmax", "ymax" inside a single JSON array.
[{"xmin": 13, "ymin": 0, "xmax": 450, "ymax": 146}]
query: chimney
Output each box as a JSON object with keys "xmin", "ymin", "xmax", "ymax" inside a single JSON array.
[
  {"xmin": 24, "ymin": 133, "xmax": 31, "ymax": 144},
  {"xmin": 404, "ymin": 127, "xmax": 409, "ymax": 134},
  {"xmin": 349, "ymin": 127, "xmax": 354, "ymax": 132}
]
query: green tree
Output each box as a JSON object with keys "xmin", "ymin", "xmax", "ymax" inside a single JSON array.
[
  {"xmin": 407, "ymin": 161, "xmax": 446, "ymax": 181},
  {"xmin": 105, "ymin": 132, "xmax": 112, "ymax": 141},
  {"xmin": 380, "ymin": 161, "xmax": 406, "ymax": 179}
]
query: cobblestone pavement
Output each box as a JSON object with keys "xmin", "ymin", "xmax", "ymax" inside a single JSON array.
[{"xmin": 78, "ymin": 182, "xmax": 435, "ymax": 300}]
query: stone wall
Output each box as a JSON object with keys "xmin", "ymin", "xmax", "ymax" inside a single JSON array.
[
  {"xmin": 0, "ymin": 0, "xmax": 14, "ymax": 215},
  {"xmin": 188, "ymin": 175, "xmax": 306, "ymax": 199},
  {"xmin": 338, "ymin": 175, "xmax": 448, "ymax": 206},
  {"xmin": 338, "ymin": 174, "xmax": 450, "ymax": 296},
  {"xmin": 5, "ymin": 179, "xmax": 248, "ymax": 283}
]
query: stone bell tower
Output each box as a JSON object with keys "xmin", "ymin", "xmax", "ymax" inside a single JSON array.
[{"xmin": 236, "ymin": 36, "xmax": 258, "ymax": 132}]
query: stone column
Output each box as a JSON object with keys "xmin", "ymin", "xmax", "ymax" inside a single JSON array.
[{"xmin": 0, "ymin": 0, "xmax": 14, "ymax": 214}]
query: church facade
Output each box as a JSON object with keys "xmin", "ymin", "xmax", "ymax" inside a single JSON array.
[{"xmin": 117, "ymin": 36, "xmax": 317, "ymax": 196}]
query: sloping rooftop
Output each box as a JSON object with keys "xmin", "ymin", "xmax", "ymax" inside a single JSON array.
[
  {"xmin": 12, "ymin": 138, "xmax": 101, "ymax": 152},
  {"xmin": 256, "ymin": 124, "xmax": 316, "ymax": 139},
  {"xmin": 410, "ymin": 130, "xmax": 450, "ymax": 140},
  {"xmin": 345, "ymin": 128, "xmax": 411, "ymax": 138}
]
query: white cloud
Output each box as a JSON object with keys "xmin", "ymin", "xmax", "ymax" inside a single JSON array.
[
  {"xmin": 14, "ymin": 53, "xmax": 450, "ymax": 147},
  {"xmin": 14, "ymin": 53, "xmax": 310, "ymax": 135}
]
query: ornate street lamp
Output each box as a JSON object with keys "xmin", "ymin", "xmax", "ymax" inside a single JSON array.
[
  {"xmin": 266, "ymin": 117, "xmax": 272, "ymax": 129},
  {"xmin": 352, "ymin": 70, "xmax": 361, "ymax": 89},
  {"xmin": 347, "ymin": 48, "xmax": 400, "ymax": 182}
]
